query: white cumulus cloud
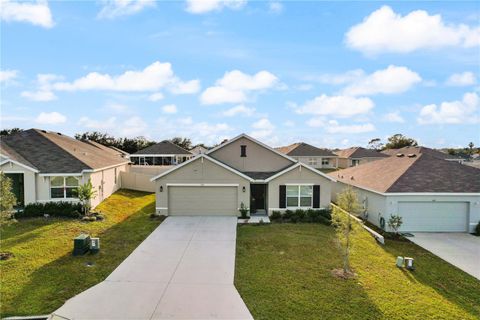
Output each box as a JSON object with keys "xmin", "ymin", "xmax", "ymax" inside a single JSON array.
[
  {"xmin": 297, "ymin": 94, "xmax": 374, "ymax": 118},
  {"xmin": 418, "ymin": 92, "xmax": 479, "ymax": 124},
  {"xmin": 222, "ymin": 105, "xmax": 255, "ymax": 117},
  {"xmin": 98, "ymin": 0, "xmax": 155, "ymax": 19},
  {"xmin": 342, "ymin": 65, "xmax": 421, "ymax": 96},
  {"xmin": 201, "ymin": 70, "xmax": 278, "ymax": 105},
  {"xmin": 325, "ymin": 120, "xmax": 375, "ymax": 134},
  {"xmin": 35, "ymin": 111, "xmax": 66, "ymax": 124},
  {"xmin": 445, "ymin": 71, "xmax": 477, "ymax": 86},
  {"xmin": 51, "ymin": 61, "xmax": 198, "ymax": 95},
  {"xmin": 0, "ymin": 69, "xmax": 18, "ymax": 83},
  {"xmin": 148, "ymin": 92, "xmax": 164, "ymax": 101},
  {"xmin": 21, "ymin": 73, "xmax": 60, "ymax": 101},
  {"xmin": 78, "ymin": 116, "xmax": 117, "ymax": 130},
  {"xmin": 268, "ymin": 1, "xmax": 283, "ymax": 14},
  {"xmin": 1, "ymin": 0, "xmax": 54, "ymax": 28},
  {"xmin": 162, "ymin": 104, "xmax": 177, "ymax": 114},
  {"xmin": 185, "ymin": 0, "xmax": 246, "ymax": 14},
  {"xmin": 345, "ymin": 5, "xmax": 480, "ymax": 55}
]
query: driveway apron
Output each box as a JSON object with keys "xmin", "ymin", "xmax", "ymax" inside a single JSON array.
[{"xmin": 52, "ymin": 216, "xmax": 253, "ymax": 320}]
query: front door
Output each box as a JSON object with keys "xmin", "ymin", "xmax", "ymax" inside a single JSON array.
[
  {"xmin": 5, "ymin": 173, "xmax": 25, "ymax": 208},
  {"xmin": 250, "ymin": 184, "xmax": 267, "ymax": 213}
]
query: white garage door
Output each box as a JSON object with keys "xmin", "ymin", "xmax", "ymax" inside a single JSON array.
[
  {"xmin": 168, "ymin": 186, "xmax": 238, "ymax": 216},
  {"xmin": 398, "ymin": 201, "xmax": 468, "ymax": 232}
]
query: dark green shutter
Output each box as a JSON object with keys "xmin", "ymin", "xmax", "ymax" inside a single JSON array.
[
  {"xmin": 313, "ymin": 185, "xmax": 320, "ymax": 208},
  {"xmin": 279, "ymin": 185, "xmax": 286, "ymax": 208}
]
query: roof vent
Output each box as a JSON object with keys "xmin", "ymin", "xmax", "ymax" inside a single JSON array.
[
  {"xmin": 407, "ymin": 153, "xmax": 417, "ymax": 158},
  {"xmin": 41, "ymin": 130, "xmax": 47, "ymax": 133},
  {"xmin": 350, "ymin": 176, "xmax": 354, "ymax": 180},
  {"xmin": 56, "ymin": 132, "xmax": 62, "ymax": 135},
  {"xmin": 396, "ymin": 153, "xmax": 405, "ymax": 157}
]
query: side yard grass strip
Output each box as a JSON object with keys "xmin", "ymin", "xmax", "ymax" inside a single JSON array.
[{"xmin": 0, "ymin": 189, "xmax": 161, "ymax": 317}]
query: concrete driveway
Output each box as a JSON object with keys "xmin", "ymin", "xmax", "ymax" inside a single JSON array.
[
  {"xmin": 409, "ymin": 233, "xmax": 480, "ymax": 280},
  {"xmin": 51, "ymin": 216, "xmax": 253, "ymax": 320}
]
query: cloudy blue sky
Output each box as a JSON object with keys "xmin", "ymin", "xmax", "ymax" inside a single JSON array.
[{"xmin": 1, "ymin": 0, "xmax": 479, "ymax": 148}]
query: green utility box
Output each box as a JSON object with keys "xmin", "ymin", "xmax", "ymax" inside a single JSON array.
[
  {"xmin": 73, "ymin": 234, "xmax": 91, "ymax": 256},
  {"xmin": 90, "ymin": 237, "xmax": 100, "ymax": 253}
]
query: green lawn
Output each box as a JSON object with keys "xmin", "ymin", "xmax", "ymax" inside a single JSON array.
[
  {"xmin": 235, "ymin": 224, "xmax": 480, "ymax": 320},
  {"xmin": 0, "ymin": 190, "xmax": 162, "ymax": 317}
]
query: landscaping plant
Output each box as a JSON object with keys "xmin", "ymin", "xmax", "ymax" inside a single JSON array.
[
  {"xmin": 387, "ymin": 214, "xmax": 403, "ymax": 237},
  {"xmin": 0, "ymin": 172, "xmax": 17, "ymax": 223},
  {"xmin": 75, "ymin": 179, "xmax": 98, "ymax": 216},
  {"xmin": 332, "ymin": 187, "xmax": 361, "ymax": 277},
  {"xmin": 239, "ymin": 202, "xmax": 249, "ymax": 219}
]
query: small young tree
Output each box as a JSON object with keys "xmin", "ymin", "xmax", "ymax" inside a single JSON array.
[
  {"xmin": 0, "ymin": 173, "xmax": 17, "ymax": 222},
  {"xmin": 76, "ymin": 179, "xmax": 98, "ymax": 216},
  {"xmin": 387, "ymin": 214, "xmax": 403, "ymax": 236},
  {"xmin": 332, "ymin": 187, "xmax": 361, "ymax": 276}
]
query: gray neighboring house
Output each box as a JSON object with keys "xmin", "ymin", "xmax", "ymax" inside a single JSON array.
[
  {"xmin": 335, "ymin": 147, "xmax": 389, "ymax": 168},
  {"xmin": 276, "ymin": 142, "xmax": 338, "ymax": 169},
  {"xmin": 129, "ymin": 140, "xmax": 193, "ymax": 165},
  {"xmin": 382, "ymin": 146, "xmax": 466, "ymax": 164},
  {"xmin": 0, "ymin": 129, "xmax": 129, "ymax": 208},
  {"xmin": 151, "ymin": 134, "xmax": 335, "ymax": 216},
  {"xmin": 329, "ymin": 153, "xmax": 480, "ymax": 233}
]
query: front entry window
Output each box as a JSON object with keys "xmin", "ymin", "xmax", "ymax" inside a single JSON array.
[
  {"xmin": 51, "ymin": 176, "xmax": 79, "ymax": 199},
  {"xmin": 286, "ymin": 185, "xmax": 313, "ymax": 208}
]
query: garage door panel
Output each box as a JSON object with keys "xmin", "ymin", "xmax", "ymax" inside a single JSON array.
[
  {"xmin": 169, "ymin": 186, "xmax": 237, "ymax": 216},
  {"xmin": 398, "ymin": 201, "xmax": 468, "ymax": 232}
]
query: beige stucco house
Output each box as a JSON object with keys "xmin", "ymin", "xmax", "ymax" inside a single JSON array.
[
  {"xmin": 0, "ymin": 129, "xmax": 129, "ymax": 208},
  {"xmin": 151, "ymin": 134, "xmax": 335, "ymax": 216},
  {"xmin": 276, "ymin": 142, "xmax": 338, "ymax": 170},
  {"xmin": 329, "ymin": 153, "xmax": 480, "ymax": 233},
  {"xmin": 334, "ymin": 147, "xmax": 389, "ymax": 168}
]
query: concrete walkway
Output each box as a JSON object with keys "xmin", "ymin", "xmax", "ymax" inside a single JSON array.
[
  {"xmin": 51, "ymin": 216, "xmax": 253, "ymax": 320},
  {"xmin": 409, "ymin": 233, "xmax": 480, "ymax": 280}
]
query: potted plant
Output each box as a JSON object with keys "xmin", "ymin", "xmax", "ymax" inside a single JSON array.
[{"xmin": 239, "ymin": 202, "xmax": 249, "ymax": 219}]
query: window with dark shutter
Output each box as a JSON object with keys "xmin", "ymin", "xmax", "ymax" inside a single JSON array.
[
  {"xmin": 279, "ymin": 185, "xmax": 286, "ymax": 208},
  {"xmin": 241, "ymin": 145, "xmax": 247, "ymax": 157},
  {"xmin": 313, "ymin": 185, "xmax": 320, "ymax": 208}
]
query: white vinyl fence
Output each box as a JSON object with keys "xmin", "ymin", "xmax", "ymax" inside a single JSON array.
[{"xmin": 121, "ymin": 165, "xmax": 174, "ymax": 192}]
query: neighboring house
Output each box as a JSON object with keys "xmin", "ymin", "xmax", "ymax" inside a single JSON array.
[
  {"xmin": 0, "ymin": 129, "xmax": 129, "ymax": 208},
  {"xmin": 276, "ymin": 142, "xmax": 338, "ymax": 169},
  {"xmin": 129, "ymin": 140, "xmax": 193, "ymax": 165},
  {"xmin": 329, "ymin": 154, "xmax": 480, "ymax": 233},
  {"xmin": 151, "ymin": 134, "xmax": 335, "ymax": 216},
  {"xmin": 382, "ymin": 146, "xmax": 465, "ymax": 164},
  {"xmin": 190, "ymin": 145, "xmax": 208, "ymax": 155},
  {"xmin": 84, "ymin": 140, "xmax": 129, "ymax": 158},
  {"xmin": 335, "ymin": 147, "xmax": 389, "ymax": 168}
]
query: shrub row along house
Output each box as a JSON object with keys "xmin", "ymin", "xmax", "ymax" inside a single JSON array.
[
  {"xmin": 1, "ymin": 129, "xmax": 478, "ymax": 234},
  {"xmin": 0, "ymin": 129, "xmax": 129, "ymax": 208}
]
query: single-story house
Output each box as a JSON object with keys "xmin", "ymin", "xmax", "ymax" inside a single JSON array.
[
  {"xmin": 334, "ymin": 147, "xmax": 389, "ymax": 168},
  {"xmin": 151, "ymin": 134, "xmax": 335, "ymax": 216},
  {"xmin": 276, "ymin": 142, "xmax": 338, "ymax": 170},
  {"xmin": 129, "ymin": 140, "xmax": 193, "ymax": 165},
  {"xmin": 0, "ymin": 129, "xmax": 129, "ymax": 208},
  {"xmin": 329, "ymin": 153, "xmax": 480, "ymax": 233},
  {"xmin": 381, "ymin": 146, "xmax": 466, "ymax": 164}
]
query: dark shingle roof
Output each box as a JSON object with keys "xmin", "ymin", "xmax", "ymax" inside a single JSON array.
[
  {"xmin": 0, "ymin": 141, "xmax": 37, "ymax": 170},
  {"xmin": 381, "ymin": 146, "xmax": 464, "ymax": 160},
  {"xmin": 276, "ymin": 142, "xmax": 336, "ymax": 157},
  {"xmin": 335, "ymin": 147, "xmax": 389, "ymax": 159},
  {"xmin": 329, "ymin": 154, "xmax": 480, "ymax": 193},
  {"xmin": 1, "ymin": 129, "xmax": 128, "ymax": 173},
  {"xmin": 132, "ymin": 140, "xmax": 192, "ymax": 155}
]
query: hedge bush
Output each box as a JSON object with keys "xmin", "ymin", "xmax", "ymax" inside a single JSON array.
[
  {"xmin": 475, "ymin": 221, "xmax": 480, "ymax": 236},
  {"xmin": 18, "ymin": 201, "xmax": 84, "ymax": 218},
  {"xmin": 270, "ymin": 208, "xmax": 332, "ymax": 225}
]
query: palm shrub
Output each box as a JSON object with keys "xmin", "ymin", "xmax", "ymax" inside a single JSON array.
[{"xmin": 75, "ymin": 179, "xmax": 98, "ymax": 216}]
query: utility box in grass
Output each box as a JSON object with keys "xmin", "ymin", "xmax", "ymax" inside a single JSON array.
[
  {"xmin": 73, "ymin": 234, "xmax": 91, "ymax": 256},
  {"xmin": 90, "ymin": 237, "xmax": 100, "ymax": 253}
]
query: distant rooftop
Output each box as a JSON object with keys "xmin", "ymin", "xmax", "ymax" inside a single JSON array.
[
  {"xmin": 132, "ymin": 140, "xmax": 192, "ymax": 155},
  {"xmin": 335, "ymin": 147, "xmax": 389, "ymax": 159},
  {"xmin": 276, "ymin": 142, "xmax": 336, "ymax": 157}
]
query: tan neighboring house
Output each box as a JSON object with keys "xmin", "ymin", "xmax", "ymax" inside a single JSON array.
[
  {"xmin": 190, "ymin": 145, "xmax": 208, "ymax": 155},
  {"xmin": 335, "ymin": 147, "xmax": 389, "ymax": 168},
  {"xmin": 151, "ymin": 134, "xmax": 335, "ymax": 216},
  {"xmin": 0, "ymin": 129, "xmax": 129, "ymax": 208},
  {"xmin": 276, "ymin": 142, "xmax": 338, "ymax": 169},
  {"xmin": 381, "ymin": 146, "xmax": 465, "ymax": 164},
  {"xmin": 129, "ymin": 140, "xmax": 193, "ymax": 165},
  {"xmin": 329, "ymin": 154, "xmax": 480, "ymax": 233}
]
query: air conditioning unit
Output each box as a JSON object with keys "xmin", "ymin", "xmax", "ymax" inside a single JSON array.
[{"xmin": 73, "ymin": 234, "xmax": 90, "ymax": 256}]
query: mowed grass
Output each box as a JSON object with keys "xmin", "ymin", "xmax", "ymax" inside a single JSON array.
[
  {"xmin": 0, "ymin": 189, "xmax": 162, "ymax": 317},
  {"xmin": 235, "ymin": 224, "xmax": 480, "ymax": 320}
]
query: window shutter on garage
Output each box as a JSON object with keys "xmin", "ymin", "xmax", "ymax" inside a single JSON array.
[
  {"xmin": 313, "ymin": 185, "xmax": 320, "ymax": 208},
  {"xmin": 279, "ymin": 185, "xmax": 286, "ymax": 208}
]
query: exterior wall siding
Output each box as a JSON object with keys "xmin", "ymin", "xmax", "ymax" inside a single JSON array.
[
  {"xmin": 0, "ymin": 162, "xmax": 37, "ymax": 205},
  {"xmin": 268, "ymin": 166, "xmax": 332, "ymax": 214},
  {"xmin": 154, "ymin": 157, "xmax": 251, "ymax": 215},
  {"xmin": 209, "ymin": 137, "xmax": 293, "ymax": 172}
]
